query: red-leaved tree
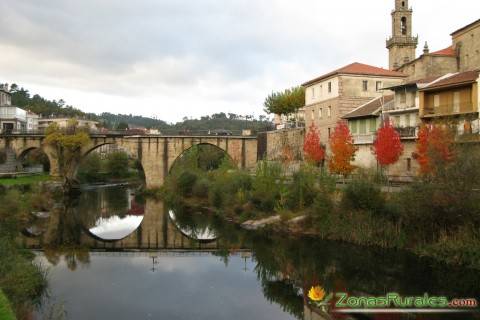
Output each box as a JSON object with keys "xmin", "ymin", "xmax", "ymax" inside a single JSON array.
[
  {"xmin": 373, "ymin": 119, "xmax": 404, "ymax": 168},
  {"xmin": 328, "ymin": 121, "xmax": 357, "ymax": 176},
  {"xmin": 303, "ymin": 124, "xmax": 325, "ymax": 166},
  {"xmin": 415, "ymin": 124, "xmax": 455, "ymax": 175}
]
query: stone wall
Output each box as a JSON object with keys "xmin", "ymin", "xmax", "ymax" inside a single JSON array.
[
  {"xmin": 398, "ymin": 55, "xmax": 458, "ymax": 81},
  {"xmin": 453, "ymin": 20, "xmax": 480, "ymax": 72},
  {"xmin": 353, "ymin": 139, "xmax": 418, "ymax": 180},
  {"xmin": 262, "ymin": 128, "xmax": 305, "ymax": 161}
]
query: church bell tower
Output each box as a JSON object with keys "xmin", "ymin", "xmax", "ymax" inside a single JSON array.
[{"xmin": 387, "ymin": 0, "xmax": 418, "ymax": 70}]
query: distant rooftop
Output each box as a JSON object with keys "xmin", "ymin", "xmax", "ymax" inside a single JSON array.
[{"xmin": 302, "ymin": 62, "xmax": 406, "ymax": 87}]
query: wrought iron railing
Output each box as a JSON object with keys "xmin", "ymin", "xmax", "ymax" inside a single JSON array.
[{"xmin": 395, "ymin": 126, "xmax": 418, "ymax": 138}]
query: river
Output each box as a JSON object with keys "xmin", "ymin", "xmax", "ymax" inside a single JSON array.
[{"xmin": 21, "ymin": 185, "xmax": 480, "ymax": 320}]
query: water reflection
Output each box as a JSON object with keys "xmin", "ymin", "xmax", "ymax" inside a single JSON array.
[
  {"xmin": 168, "ymin": 210, "xmax": 218, "ymax": 242},
  {"xmin": 77, "ymin": 186, "xmax": 145, "ymax": 241},
  {"xmin": 19, "ymin": 186, "xmax": 480, "ymax": 320}
]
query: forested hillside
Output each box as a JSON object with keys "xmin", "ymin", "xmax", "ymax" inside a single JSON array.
[{"xmin": 8, "ymin": 84, "xmax": 273, "ymax": 132}]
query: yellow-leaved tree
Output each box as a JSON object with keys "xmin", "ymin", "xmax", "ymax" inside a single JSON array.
[{"xmin": 44, "ymin": 119, "xmax": 91, "ymax": 192}]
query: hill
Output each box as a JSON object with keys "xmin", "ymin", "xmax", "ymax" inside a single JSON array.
[{"xmin": 7, "ymin": 84, "xmax": 273, "ymax": 132}]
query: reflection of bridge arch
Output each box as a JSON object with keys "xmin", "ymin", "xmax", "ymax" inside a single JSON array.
[
  {"xmin": 1, "ymin": 134, "xmax": 257, "ymax": 188},
  {"xmin": 24, "ymin": 200, "xmax": 221, "ymax": 251}
]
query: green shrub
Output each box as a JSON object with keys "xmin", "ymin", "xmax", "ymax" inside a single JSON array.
[
  {"xmin": 105, "ymin": 151, "xmax": 130, "ymax": 179},
  {"xmin": 0, "ymin": 289, "xmax": 15, "ymax": 320},
  {"xmin": 176, "ymin": 171, "xmax": 198, "ymax": 196},
  {"xmin": 342, "ymin": 179, "xmax": 384, "ymax": 214},
  {"xmin": 209, "ymin": 184, "xmax": 224, "ymax": 208},
  {"xmin": 286, "ymin": 165, "xmax": 318, "ymax": 210},
  {"xmin": 192, "ymin": 178, "xmax": 210, "ymax": 198}
]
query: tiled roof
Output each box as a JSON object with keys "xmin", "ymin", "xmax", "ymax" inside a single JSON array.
[
  {"xmin": 342, "ymin": 95, "xmax": 394, "ymax": 119},
  {"xmin": 451, "ymin": 19, "xmax": 480, "ymax": 36},
  {"xmin": 421, "ymin": 70, "xmax": 480, "ymax": 91},
  {"xmin": 302, "ymin": 62, "xmax": 406, "ymax": 86},
  {"xmin": 430, "ymin": 46, "xmax": 456, "ymax": 57}
]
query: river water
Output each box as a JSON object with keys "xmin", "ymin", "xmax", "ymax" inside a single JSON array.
[{"xmin": 22, "ymin": 185, "xmax": 480, "ymax": 320}]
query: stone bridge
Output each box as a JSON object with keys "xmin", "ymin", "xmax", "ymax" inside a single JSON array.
[{"xmin": 0, "ymin": 134, "xmax": 258, "ymax": 188}]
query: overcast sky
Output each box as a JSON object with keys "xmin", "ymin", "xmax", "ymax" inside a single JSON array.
[{"xmin": 1, "ymin": 0, "xmax": 478, "ymax": 123}]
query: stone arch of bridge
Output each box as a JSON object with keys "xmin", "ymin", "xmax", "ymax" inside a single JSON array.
[
  {"xmin": 74, "ymin": 140, "xmax": 144, "ymax": 184},
  {"xmin": 168, "ymin": 142, "xmax": 235, "ymax": 174}
]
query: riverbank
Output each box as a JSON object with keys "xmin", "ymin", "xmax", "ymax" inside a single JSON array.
[
  {"xmin": 157, "ymin": 147, "xmax": 480, "ymax": 271},
  {"xmin": 0, "ymin": 174, "xmax": 50, "ymax": 186}
]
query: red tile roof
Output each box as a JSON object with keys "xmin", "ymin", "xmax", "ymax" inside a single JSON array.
[
  {"xmin": 430, "ymin": 46, "xmax": 456, "ymax": 57},
  {"xmin": 343, "ymin": 95, "xmax": 394, "ymax": 119},
  {"xmin": 421, "ymin": 70, "xmax": 480, "ymax": 91},
  {"xmin": 302, "ymin": 62, "xmax": 406, "ymax": 86}
]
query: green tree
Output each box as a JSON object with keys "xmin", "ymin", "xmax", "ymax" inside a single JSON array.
[
  {"xmin": 116, "ymin": 122, "xmax": 129, "ymax": 130},
  {"xmin": 44, "ymin": 121, "xmax": 91, "ymax": 191},
  {"xmin": 77, "ymin": 153, "xmax": 103, "ymax": 183},
  {"xmin": 263, "ymin": 86, "xmax": 305, "ymax": 116},
  {"xmin": 105, "ymin": 151, "xmax": 130, "ymax": 179}
]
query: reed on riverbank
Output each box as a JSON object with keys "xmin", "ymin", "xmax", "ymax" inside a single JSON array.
[{"xmin": 0, "ymin": 189, "xmax": 48, "ymax": 318}]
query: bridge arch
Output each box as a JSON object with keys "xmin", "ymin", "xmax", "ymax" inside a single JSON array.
[
  {"xmin": 75, "ymin": 141, "xmax": 145, "ymax": 185},
  {"xmin": 16, "ymin": 146, "xmax": 55, "ymax": 175},
  {"xmin": 168, "ymin": 142, "xmax": 235, "ymax": 174}
]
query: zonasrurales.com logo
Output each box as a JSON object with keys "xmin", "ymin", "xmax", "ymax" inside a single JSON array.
[{"xmin": 308, "ymin": 286, "xmax": 478, "ymax": 314}]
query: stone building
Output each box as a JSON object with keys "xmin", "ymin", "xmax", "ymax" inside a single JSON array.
[
  {"xmin": 38, "ymin": 117, "xmax": 99, "ymax": 132},
  {"xmin": 302, "ymin": 62, "xmax": 405, "ymax": 144},
  {"xmin": 389, "ymin": 1, "xmax": 480, "ymax": 81},
  {"xmin": 452, "ymin": 19, "xmax": 480, "ymax": 73}
]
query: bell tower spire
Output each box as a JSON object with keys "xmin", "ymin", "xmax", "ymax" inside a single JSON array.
[{"xmin": 387, "ymin": 0, "xmax": 418, "ymax": 70}]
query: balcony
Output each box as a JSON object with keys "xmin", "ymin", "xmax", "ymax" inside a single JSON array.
[
  {"xmin": 386, "ymin": 36, "xmax": 418, "ymax": 48},
  {"xmin": 395, "ymin": 126, "xmax": 418, "ymax": 138},
  {"xmin": 423, "ymin": 102, "xmax": 477, "ymax": 118},
  {"xmin": 353, "ymin": 134, "xmax": 375, "ymax": 145},
  {"xmin": 383, "ymin": 104, "xmax": 418, "ymax": 113}
]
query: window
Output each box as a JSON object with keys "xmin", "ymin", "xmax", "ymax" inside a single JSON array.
[
  {"xmin": 453, "ymin": 92, "xmax": 460, "ymax": 113},
  {"xmin": 319, "ymin": 108, "xmax": 323, "ymax": 119},
  {"xmin": 402, "ymin": 1, "xmax": 405, "ymax": 8},
  {"xmin": 359, "ymin": 119, "xmax": 367, "ymax": 134},
  {"xmin": 369, "ymin": 118, "xmax": 377, "ymax": 132},
  {"xmin": 350, "ymin": 121, "xmax": 358, "ymax": 134},
  {"xmin": 407, "ymin": 158, "xmax": 411, "ymax": 172},
  {"xmin": 312, "ymin": 87, "xmax": 316, "ymax": 99},
  {"xmin": 327, "ymin": 106, "xmax": 332, "ymax": 118},
  {"xmin": 362, "ymin": 80, "xmax": 368, "ymax": 92},
  {"xmin": 405, "ymin": 114, "xmax": 410, "ymax": 127},
  {"xmin": 395, "ymin": 116, "xmax": 401, "ymax": 126},
  {"xmin": 328, "ymin": 82, "xmax": 332, "ymax": 93},
  {"xmin": 311, "ymin": 109, "xmax": 315, "ymax": 121},
  {"xmin": 376, "ymin": 81, "xmax": 382, "ymax": 92},
  {"xmin": 401, "ymin": 17, "xmax": 407, "ymax": 35},
  {"xmin": 328, "ymin": 128, "xmax": 331, "ymax": 138},
  {"xmin": 434, "ymin": 95, "xmax": 440, "ymax": 110},
  {"xmin": 399, "ymin": 92, "xmax": 406, "ymax": 104}
]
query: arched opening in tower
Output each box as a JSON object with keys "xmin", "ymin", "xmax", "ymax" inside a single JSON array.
[{"xmin": 401, "ymin": 17, "xmax": 407, "ymax": 35}]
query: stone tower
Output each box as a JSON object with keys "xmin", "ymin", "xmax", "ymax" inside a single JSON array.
[{"xmin": 386, "ymin": 0, "xmax": 418, "ymax": 70}]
